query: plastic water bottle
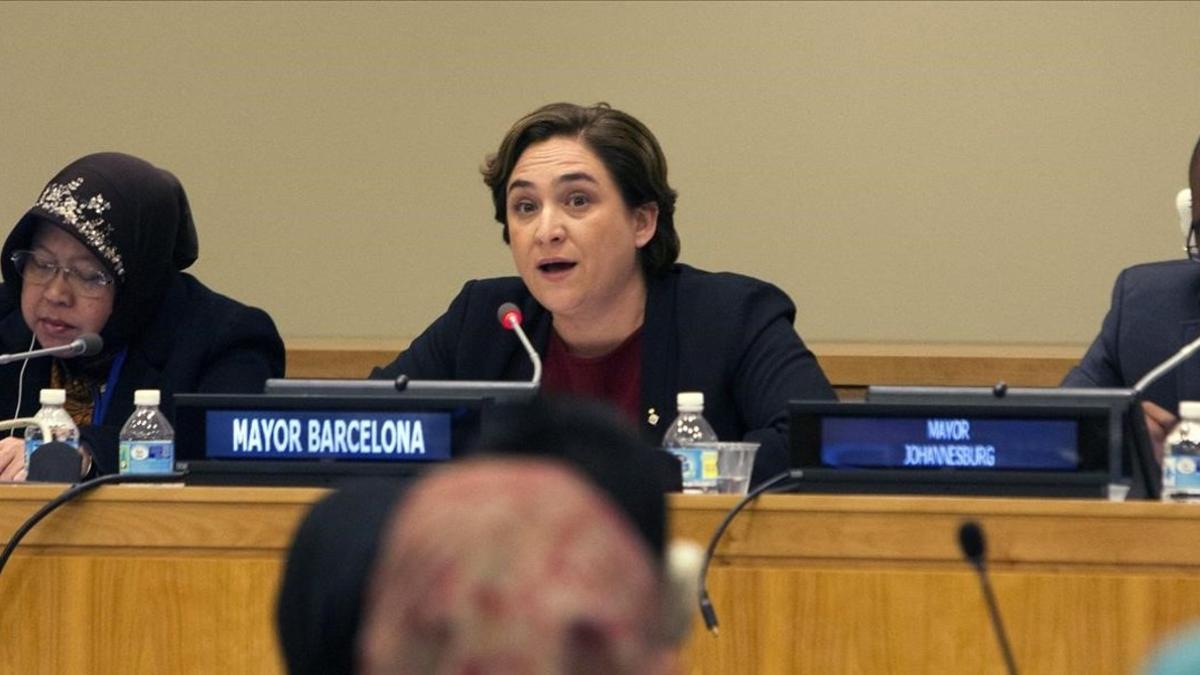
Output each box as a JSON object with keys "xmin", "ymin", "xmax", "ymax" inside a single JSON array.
[
  {"xmin": 662, "ymin": 392, "xmax": 719, "ymax": 493},
  {"xmin": 1163, "ymin": 401, "xmax": 1200, "ymax": 501},
  {"xmin": 118, "ymin": 390, "xmax": 175, "ymax": 475},
  {"xmin": 25, "ymin": 388, "xmax": 80, "ymax": 467}
]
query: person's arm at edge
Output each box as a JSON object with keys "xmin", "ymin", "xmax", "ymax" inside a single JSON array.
[
  {"xmin": 1059, "ymin": 269, "xmax": 1177, "ymax": 460},
  {"xmin": 1062, "ymin": 268, "xmax": 1128, "ymax": 388},
  {"xmin": 369, "ymin": 280, "xmax": 476, "ymax": 380}
]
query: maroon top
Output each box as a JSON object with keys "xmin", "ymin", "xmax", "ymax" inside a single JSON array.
[{"xmin": 542, "ymin": 327, "xmax": 643, "ymax": 424}]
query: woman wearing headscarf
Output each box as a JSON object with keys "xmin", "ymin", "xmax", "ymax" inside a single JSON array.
[{"xmin": 0, "ymin": 152, "xmax": 285, "ymax": 479}]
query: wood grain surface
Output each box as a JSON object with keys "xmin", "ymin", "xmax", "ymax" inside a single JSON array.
[
  {"xmin": 5, "ymin": 487, "xmax": 1196, "ymax": 674},
  {"xmin": 283, "ymin": 339, "xmax": 1086, "ymax": 388}
]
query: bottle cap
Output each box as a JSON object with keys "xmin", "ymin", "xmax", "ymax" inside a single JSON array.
[
  {"xmin": 676, "ymin": 391, "xmax": 704, "ymax": 411},
  {"xmin": 1181, "ymin": 401, "xmax": 1200, "ymax": 420},
  {"xmin": 39, "ymin": 388, "xmax": 65, "ymax": 405},
  {"xmin": 134, "ymin": 389, "xmax": 161, "ymax": 407}
]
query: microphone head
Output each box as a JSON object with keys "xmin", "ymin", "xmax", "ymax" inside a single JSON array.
[
  {"xmin": 497, "ymin": 303, "xmax": 522, "ymax": 330},
  {"xmin": 27, "ymin": 441, "xmax": 83, "ymax": 483},
  {"xmin": 73, "ymin": 333, "xmax": 103, "ymax": 356},
  {"xmin": 958, "ymin": 520, "xmax": 986, "ymax": 566}
]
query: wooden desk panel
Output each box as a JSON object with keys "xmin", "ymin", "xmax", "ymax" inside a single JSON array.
[
  {"xmin": 3, "ymin": 487, "xmax": 1198, "ymax": 674},
  {"xmin": 808, "ymin": 342, "xmax": 1085, "ymax": 388},
  {"xmin": 282, "ymin": 339, "xmax": 1087, "ymax": 389},
  {"xmin": 0, "ymin": 485, "xmax": 322, "ymax": 675},
  {"xmin": 674, "ymin": 495, "xmax": 1200, "ymax": 675}
]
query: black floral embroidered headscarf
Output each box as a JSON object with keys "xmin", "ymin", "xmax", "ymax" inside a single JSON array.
[{"xmin": 2, "ymin": 152, "xmax": 200, "ymax": 351}]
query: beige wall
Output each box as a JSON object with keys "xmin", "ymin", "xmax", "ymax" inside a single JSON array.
[{"xmin": 2, "ymin": 1, "xmax": 1198, "ymax": 347}]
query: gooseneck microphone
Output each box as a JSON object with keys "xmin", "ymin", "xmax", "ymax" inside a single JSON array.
[
  {"xmin": 1133, "ymin": 334, "xmax": 1200, "ymax": 395},
  {"xmin": 0, "ymin": 333, "xmax": 103, "ymax": 365},
  {"xmin": 699, "ymin": 469, "xmax": 804, "ymax": 636},
  {"xmin": 958, "ymin": 521, "xmax": 1019, "ymax": 675},
  {"xmin": 497, "ymin": 303, "xmax": 542, "ymax": 385}
]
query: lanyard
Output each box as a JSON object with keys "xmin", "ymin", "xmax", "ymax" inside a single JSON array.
[{"xmin": 92, "ymin": 348, "xmax": 128, "ymax": 426}]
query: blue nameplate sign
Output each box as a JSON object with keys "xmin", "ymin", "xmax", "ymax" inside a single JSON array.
[
  {"xmin": 203, "ymin": 410, "xmax": 453, "ymax": 462},
  {"xmin": 787, "ymin": 400, "xmax": 1125, "ymax": 499},
  {"xmin": 821, "ymin": 416, "xmax": 1078, "ymax": 470},
  {"xmin": 789, "ymin": 400, "xmax": 1122, "ymax": 477}
]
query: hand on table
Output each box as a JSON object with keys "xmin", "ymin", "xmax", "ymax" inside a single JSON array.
[
  {"xmin": 1141, "ymin": 400, "xmax": 1178, "ymax": 466},
  {"xmin": 0, "ymin": 436, "xmax": 27, "ymax": 481}
]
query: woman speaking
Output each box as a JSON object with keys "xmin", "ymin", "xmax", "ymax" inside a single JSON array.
[{"xmin": 373, "ymin": 103, "xmax": 834, "ymax": 484}]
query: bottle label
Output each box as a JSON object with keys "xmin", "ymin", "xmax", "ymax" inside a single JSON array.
[
  {"xmin": 1164, "ymin": 435, "xmax": 1200, "ymax": 494},
  {"xmin": 119, "ymin": 441, "xmax": 175, "ymax": 475},
  {"xmin": 670, "ymin": 447, "xmax": 720, "ymax": 490}
]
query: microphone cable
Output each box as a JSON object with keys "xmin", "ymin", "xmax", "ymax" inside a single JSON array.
[
  {"xmin": 699, "ymin": 468, "xmax": 804, "ymax": 636},
  {"xmin": 7, "ymin": 332, "xmax": 37, "ymax": 439},
  {"xmin": 0, "ymin": 471, "xmax": 187, "ymax": 580}
]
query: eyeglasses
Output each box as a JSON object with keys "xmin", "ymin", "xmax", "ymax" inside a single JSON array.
[
  {"xmin": 10, "ymin": 250, "xmax": 115, "ymax": 299},
  {"xmin": 1187, "ymin": 221, "xmax": 1200, "ymax": 262}
]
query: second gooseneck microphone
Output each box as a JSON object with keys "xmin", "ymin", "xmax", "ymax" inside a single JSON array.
[
  {"xmin": 959, "ymin": 521, "xmax": 1019, "ymax": 675},
  {"xmin": 497, "ymin": 303, "xmax": 542, "ymax": 385},
  {"xmin": 0, "ymin": 333, "xmax": 103, "ymax": 366},
  {"xmin": 1133, "ymin": 332, "xmax": 1200, "ymax": 395}
]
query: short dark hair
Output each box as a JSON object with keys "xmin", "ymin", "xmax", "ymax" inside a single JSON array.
[{"xmin": 482, "ymin": 102, "xmax": 680, "ymax": 277}]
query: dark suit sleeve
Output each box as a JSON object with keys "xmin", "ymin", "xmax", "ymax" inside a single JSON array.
[
  {"xmin": 370, "ymin": 281, "xmax": 475, "ymax": 380},
  {"xmin": 1062, "ymin": 269, "xmax": 1127, "ymax": 388},
  {"xmin": 195, "ymin": 305, "xmax": 286, "ymax": 393},
  {"xmin": 79, "ymin": 425, "xmax": 118, "ymax": 477},
  {"xmin": 731, "ymin": 283, "xmax": 836, "ymax": 483}
]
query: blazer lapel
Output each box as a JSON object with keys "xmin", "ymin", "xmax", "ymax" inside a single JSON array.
[{"xmin": 641, "ymin": 272, "xmax": 677, "ymax": 444}]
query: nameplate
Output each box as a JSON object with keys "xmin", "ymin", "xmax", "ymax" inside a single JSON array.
[
  {"xmin": 203, "ymin": 410, "xmax": 453, "ymax": 461},
  {"xmin": 821, "ymin": 416, "xmax": 1078, "ymax": 470},
  {"xmin": 790, "ymin": 400, "xmax": 1121, "ymax": 475}
]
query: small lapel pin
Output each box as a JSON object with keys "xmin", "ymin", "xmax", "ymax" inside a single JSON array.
[{"xmin": 647, "ymin": 408, "xmax": 660, "ymax": 426}]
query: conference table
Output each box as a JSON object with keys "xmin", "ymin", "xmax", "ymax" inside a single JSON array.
[{"xmin": 2, "ymin": 484, "xmax": 1200, "ymax": 674}]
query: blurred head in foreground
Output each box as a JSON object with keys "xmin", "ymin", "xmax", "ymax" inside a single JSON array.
[
  {"xmin": 357, "ymin": 457, "xmax": 683, "ymax": 675},
  {"xmin": 276, "ymin": 480, "xmax": 407, "ymax": 675}
]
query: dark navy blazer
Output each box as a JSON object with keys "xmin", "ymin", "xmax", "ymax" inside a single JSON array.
[
  {"xmin": 1062, "ymin": 259, "xmax": 1200, "ymax": 413},
  {"xmin": 371, "ymin": 264, "xmax": 836, "ymax": 485}
]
